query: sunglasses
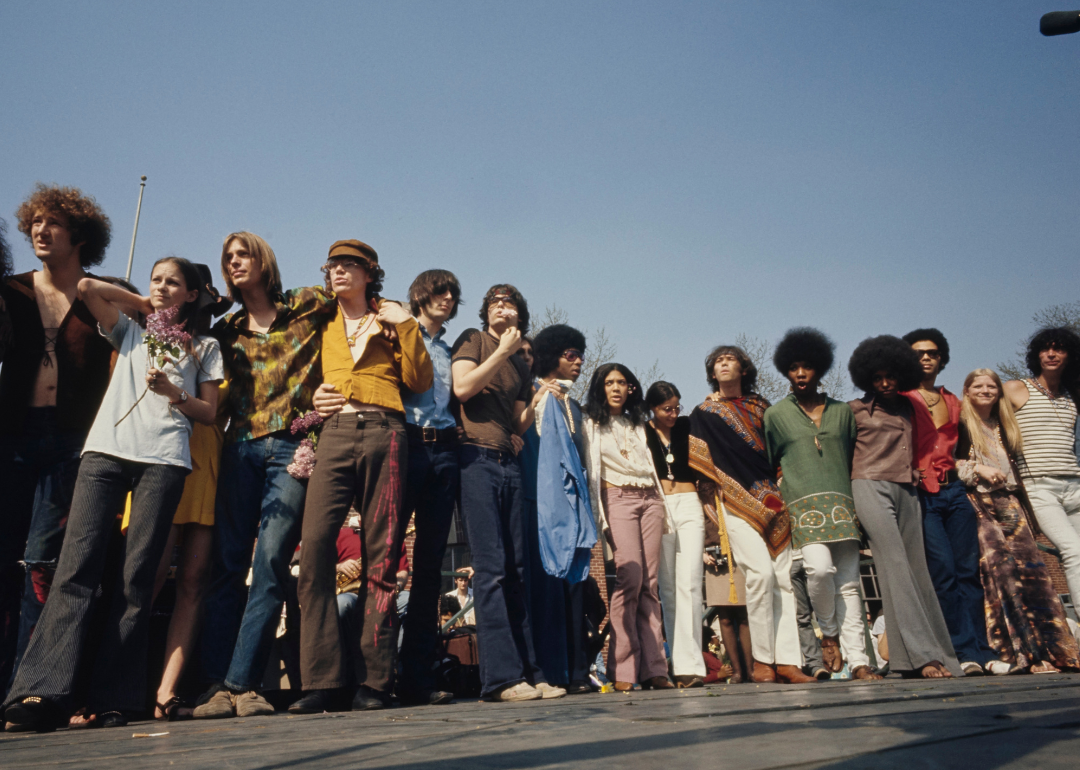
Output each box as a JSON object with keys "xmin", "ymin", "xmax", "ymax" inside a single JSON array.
[
  {"xmin": 562, "ymin": 349, "xmax": 584, "ymax": 363},
  {"xmin": 916, "ymin": 350, "xmax": 941, "ymax": 360},
  {"xmin": 655, "ymin": 404, "xmax": 682, "ymax": 416}
]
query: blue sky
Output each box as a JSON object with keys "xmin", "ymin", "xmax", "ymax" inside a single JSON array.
[{"xmin": 2, "ymin": 1, "xmax": 1077, "ymax": 403}]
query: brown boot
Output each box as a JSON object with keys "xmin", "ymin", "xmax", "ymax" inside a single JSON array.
[
  {"xmin": 820, "ymin": 635, "xmax": 843, "ymax": 672},
  {"xmin": 751, "ymin": 661, "xmax": 777, "ymax": 683},
  {"xmin": 775, "ymin": 665, "xmax": 817, "ymax": 684},
  {"xmin": 613, "ymin": 681, "xmax": 635, "ymax": 692}
]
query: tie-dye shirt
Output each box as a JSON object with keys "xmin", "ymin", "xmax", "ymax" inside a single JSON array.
[{"xmin": 212, "ymin": 286, "xmax": 335, "ymax": 443}]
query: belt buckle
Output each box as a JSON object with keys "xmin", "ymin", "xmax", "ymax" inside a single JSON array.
[{"xmin": 422, "ymin": 426, "xmax": 437, "ymax": 443}]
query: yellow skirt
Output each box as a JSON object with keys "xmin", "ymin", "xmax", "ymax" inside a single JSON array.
[{"xmin": 120, "ymin": 382, "xmax": 228, "ymax": 533}]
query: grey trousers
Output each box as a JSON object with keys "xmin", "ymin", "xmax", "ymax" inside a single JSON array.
[
  {"xmin": 789, "ymin": 555, "xmax": 825, "ymax": 673},
  {"xmin": 4, "ymin": 452, "xmax": 188, "ymax": 714},
  {"xmin": 851, "ymin": 479, "xmax": 962, "ymax": 677}
]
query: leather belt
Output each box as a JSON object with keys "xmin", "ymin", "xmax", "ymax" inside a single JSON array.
[{"xmin": 406, "ymin": 424, "xmax": 457, "ymax": 444}]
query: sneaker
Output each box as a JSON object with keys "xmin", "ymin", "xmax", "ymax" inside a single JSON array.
[
  {"xmin": 491, "ymin": 682, "xmax": 542, "ymax": 702},
  {"xmin": 235, "ymin": 691, "xmax": 275, "ymax": 717},
  {"xmin": 192, "ymin": 685, "xmax": 236, "ymax": 719},
  {"xmin": 535, "ymin": 682, "xmax": 570, "ymax": 699},
  {"xmin": 960, "ymin": 661, "xmax": 985, "ymax": 677}
]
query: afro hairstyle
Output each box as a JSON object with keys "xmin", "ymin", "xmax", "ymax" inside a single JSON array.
[
  {"xmin": 847, "ymin": 335, "xmax": 924, "ymax": 394},
  {"xmin": 902, "ymin": 327, "xmax": 950, "ymax": 370},
  {"xmin": 532, "ymin": 324, "xmax": 586, "ymax": 378},
  {"xmin": 773, "ymin": 327, "xmax": 835, "ymax": 377}
]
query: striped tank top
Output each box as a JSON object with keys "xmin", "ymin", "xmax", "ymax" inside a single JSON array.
[{"xmin": 1014, "ymin": 379, "xmax": 1079, "ymax": 479}]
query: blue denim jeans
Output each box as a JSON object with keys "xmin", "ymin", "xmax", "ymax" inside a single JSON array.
[
  {"xmin": 921, "ymin": 480, "xmax": 995, "ymax": 666},
  {"xmin": 200, "ymin": 432, "xmax": 307, "ymax": 691},
  {"xmin": 458, "ymin": 445, "xmax": 541, "ymax": 696},
  {"xmin": 0, "ymin": 408, "xmax": 85, "ymax": 694},
  {"xmin": 397, "ymin": 436, "xmax": 460, "ymax": 695}
]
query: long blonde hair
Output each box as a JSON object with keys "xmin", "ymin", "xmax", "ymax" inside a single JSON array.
[{"xmin": 960, "ymin": 368, "xmax": 1023, "ymax": 459}]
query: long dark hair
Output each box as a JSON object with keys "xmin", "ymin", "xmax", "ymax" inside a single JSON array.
[
  {"xmin": 584, "ymin": 362, "xmax": 646, "ymax": 427},
  {"xmin": 1025, "ymin": 326, "xmax": 1080, "ymax": 399}
]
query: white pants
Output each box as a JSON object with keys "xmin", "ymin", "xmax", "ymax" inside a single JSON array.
[
  {"xmin": 800, "ymin": 540, "xmax": 869, "ymax": 668},
  {"xmin": 723, "ymin": 505, "xmax": 801, "ymax": 666},
  {"xmin": 1026, "ymin": 476, "xmax": 1080, "ymax": 603},
  {"xmin": 658, "ymin": 492, "xmax": 706, "ymax": 676}
]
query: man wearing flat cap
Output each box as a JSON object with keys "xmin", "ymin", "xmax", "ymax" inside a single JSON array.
[{"xmin": 289, "ymin": 239, "xmax": 433, "ymax": 713}]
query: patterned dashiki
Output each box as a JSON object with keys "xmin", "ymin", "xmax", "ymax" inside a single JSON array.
[
  {"xmin": 689, "ymin": 395, "xmax": 791, "ymax": 558},
  {"xmin": 957, "ymin": 420, "xmax": 1080, "ymax": 670},
  {"xmin": 212, "ymin": 286, "xmax": 335, "ymax": 443},
  {"xmin": 763, "ymin": 394, "xmax": 861, "ymax": 550}
]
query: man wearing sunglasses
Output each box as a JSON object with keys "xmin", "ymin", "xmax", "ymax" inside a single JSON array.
[
  {"xmin": 520, "ymin": 325, "xmax": 594, "ymax": 695},
  {"xmin": 902, "ymin": 328, "xmax": 994, "ymax": 676},
  {"xmin": 450, "ymin": 284, "xmax": 555, "ymax": 702},
  {"xmin": 394, "ymin": 269, "xmax": 464, "ymax": 706}
]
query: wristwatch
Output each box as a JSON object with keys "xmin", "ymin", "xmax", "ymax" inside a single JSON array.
[{"xmin": 171, "ymin": 390, "xmax": 189, "ymax": 406}]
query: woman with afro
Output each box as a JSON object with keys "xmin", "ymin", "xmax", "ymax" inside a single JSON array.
[
  {"xmin": 848, "ymin": 335, "xmax": 961, "ymax": 679},
  {"xmin": 763, "ymin": 328, "xmax": 880, "ymax": 680}
]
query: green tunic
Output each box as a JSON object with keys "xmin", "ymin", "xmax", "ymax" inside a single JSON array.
[{"xmin": 764, "ymin": 394, "xmax": 861, "ymax": 549}]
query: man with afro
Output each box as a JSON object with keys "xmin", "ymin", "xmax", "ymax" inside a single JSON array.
[
  {"xmin": 1003, "ymin": 326, "xmax": 1080, "ymax": 605},
  {"xmin": 901, "ymin": 329, "xmax": 994, "ymax": 675},
  {"xmin": 764, "ymin": 328, "xmax": 880, "ymax": 680},
  {"xmin": 0, "ymin": 185, "xmax": 114, "ymax": 690},
  {"xmin": 847, "ymin": 336, "xmax": 961, "ymax": 678},
  {"xmin": 521, "ymin": 324, "xmax": 594, "ymax": 694}
]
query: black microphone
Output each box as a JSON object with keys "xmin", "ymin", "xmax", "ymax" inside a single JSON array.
[{"xmin": 1041, "ymin": 11, "xmax": 1080, "ymax": 36}]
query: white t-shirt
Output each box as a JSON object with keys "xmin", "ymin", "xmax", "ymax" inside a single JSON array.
[
  {"xmin": 82, "ymin": 312, "xmax": 224, "ymax": 469},
  {"xmin": 444, "ymin": 588, "xmax": 476, "ymax": 625}
]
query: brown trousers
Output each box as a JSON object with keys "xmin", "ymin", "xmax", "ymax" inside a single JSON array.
[{"xmin": 298, "ymin": 411, "xmax": 407, "ymax": 692}]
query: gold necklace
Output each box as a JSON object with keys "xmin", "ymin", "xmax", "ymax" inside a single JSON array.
[
  {"xmin": 611, "ymin": 417, "xmax": 633, "ymax": 460},
  {"xmin": 543, "ymin": 380, "xmax": 576, "ymax": 434},
  {"xmin": 344, "ymin": 313, "xmax": 374, "ymax": 347}
]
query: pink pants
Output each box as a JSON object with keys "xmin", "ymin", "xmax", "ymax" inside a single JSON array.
[{"xmin": 604, "ymin": 486, "xmax": 668, "ymax": 683}]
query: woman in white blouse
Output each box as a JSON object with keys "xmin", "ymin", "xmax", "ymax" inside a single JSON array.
[{"xmin": 583, "ymin": 363, "xmax": 672, "ymax": 690}]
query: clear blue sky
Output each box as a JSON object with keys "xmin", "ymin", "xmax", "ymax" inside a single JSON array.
[{"xmin": 2, "ymin": 1, "xmax": 1077, "ymax": 403}]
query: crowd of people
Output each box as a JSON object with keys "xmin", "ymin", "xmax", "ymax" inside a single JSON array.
[{"xmin": 1, "ymin": 183, "xmax": 1079, "ymax": 734}]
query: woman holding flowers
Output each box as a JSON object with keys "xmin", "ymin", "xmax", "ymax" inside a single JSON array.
[{"xmin": 3, "ymin": 256, "xmax": 223, "ymax": 732}]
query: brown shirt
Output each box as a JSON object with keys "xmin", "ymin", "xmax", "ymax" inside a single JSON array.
[
  {"xmin": 0, "ymin": 272, "xmax": 116, "ymax": 437},
  {"xmin": 451, "ymin": 328, "xmax": 532, "ymax": 453},
  {"xmin": 848, "ymin": 395, "xmax": 920, "ymax": 485}
]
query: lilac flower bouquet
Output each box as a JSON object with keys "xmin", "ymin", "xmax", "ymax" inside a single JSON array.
[
  {"xmin": 145, "ymin": 305, "xmax": 192, "ymax": 367},
  {"xmin": 287, "ymin": 411, "xmax": 324, "ymax": 479},
  {"xmin": 115, "ymin": 306, "xmax": 192, "ymax": 426}
]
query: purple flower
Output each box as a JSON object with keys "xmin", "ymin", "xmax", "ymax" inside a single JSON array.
[
  {"xmin": 146, "ymin": 306, "xmax": 192, "ymax": 348},
  {"xmin": 290, "ymin": 411, "xmax": 324, "ymax": 435},
  {"xmin": 287, "ymin": 438, "xmax": 317, "ymax": 479},
  {"xmin": 144, "ymin": 305, "xmax": 192, "ymax": 368}
]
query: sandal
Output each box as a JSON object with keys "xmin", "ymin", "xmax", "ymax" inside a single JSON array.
[
  {"xmin": 156, "ymin": 696, "xmax": 192, "ymax": 722},
  {"xmin": 100, "ymin": 711, "xmax": 129, "ymax": 728},
  {"xmin": 69, "ymin": 708, "xmax": 100, "ymax": 729}
]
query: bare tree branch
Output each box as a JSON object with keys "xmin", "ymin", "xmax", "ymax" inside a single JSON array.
[{"xmin": 734, "ymin": 333, "xmax": 788, "ymax": 403}]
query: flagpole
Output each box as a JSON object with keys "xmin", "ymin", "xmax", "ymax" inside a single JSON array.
[{"xmin": 124, "ymin": 176, "xmax": 147, "ymax": 283}]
